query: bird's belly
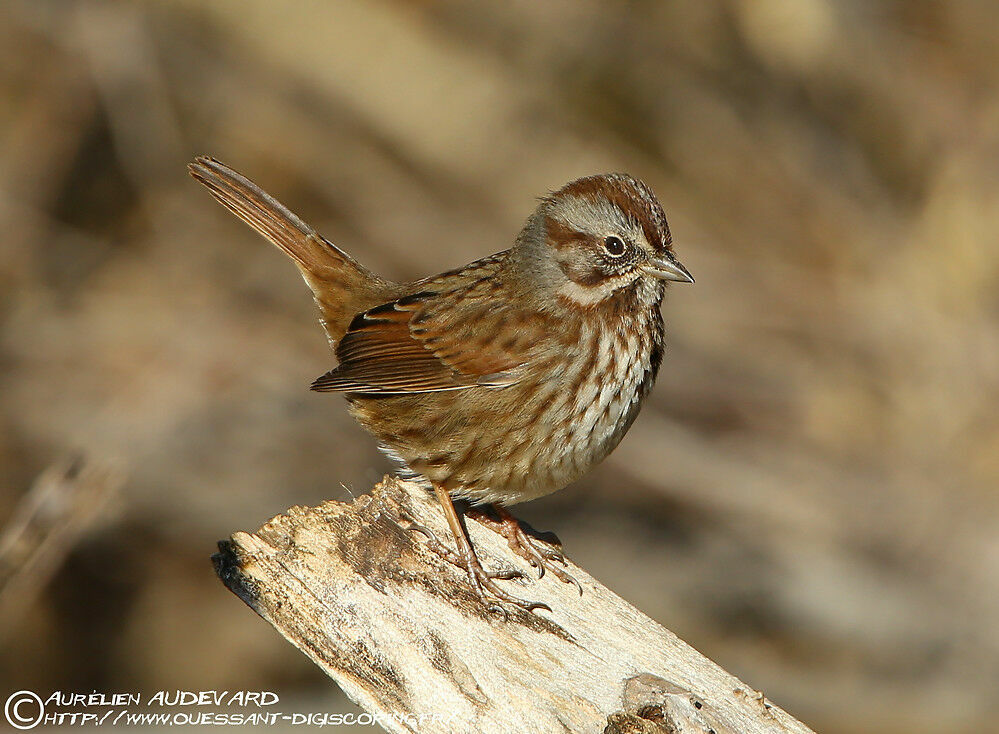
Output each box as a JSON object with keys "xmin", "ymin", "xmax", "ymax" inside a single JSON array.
[
  {"xmin": 350, "ymin": 324, "xmax": 656, "ymax": 506},
  {"xmin": 454, "ymin": 328, "xmax": 654, "ymax": 505},
  {"xmin": 521, "ymin": 348, "xmax": 649, "ymax": 498}
]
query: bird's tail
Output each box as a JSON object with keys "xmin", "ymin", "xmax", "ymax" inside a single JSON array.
[{"xmin": 188, "ymin": 156, "xmax": 391, "ymax": 343}]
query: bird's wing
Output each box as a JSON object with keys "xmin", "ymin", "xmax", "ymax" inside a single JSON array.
[{"xmin": 311, "ymin": 278, "xmax": 545, "ymax": 394}]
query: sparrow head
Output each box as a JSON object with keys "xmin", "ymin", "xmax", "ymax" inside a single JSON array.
[{"xmin": 515, "ymin": 173, "xmax": 692, "ymax": 308}]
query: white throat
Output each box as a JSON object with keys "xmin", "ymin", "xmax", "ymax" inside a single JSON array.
[{"xmin": 556, "ymin": 273, "xmax": 639, "ymax": 306}]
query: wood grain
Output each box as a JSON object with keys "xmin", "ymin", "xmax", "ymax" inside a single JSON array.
[{"xmin": 214, "ymin": 476, "xmax": 815, "ymax": 734}]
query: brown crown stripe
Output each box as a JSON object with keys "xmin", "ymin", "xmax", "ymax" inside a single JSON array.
[{"xmin": 551, "ymin": 174, "xmax": 672, "ymax": 253}]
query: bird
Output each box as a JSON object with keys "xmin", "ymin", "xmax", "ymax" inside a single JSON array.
[{"xmin": 189, "ymin": 156, "xmax": 693, "ymax": 612}]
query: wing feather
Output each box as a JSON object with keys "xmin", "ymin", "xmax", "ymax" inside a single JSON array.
[{"xmin": 311, "ymin": 273, "xmax": 543, "ymax": 394}]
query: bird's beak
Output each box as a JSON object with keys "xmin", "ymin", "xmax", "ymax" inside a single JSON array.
[{"xmin": 642, "ymin": 252, "xmax": 694, "ymax": 283}]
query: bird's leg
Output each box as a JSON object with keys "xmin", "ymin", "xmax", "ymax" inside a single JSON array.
[
  {"xmin": 426, "ymin": 484, "xmax": 549, "ymax": 612},
  {"xmin": 469, "ymin": 504, "xmax": 582, "ymax": 595},
  {"xmin": 402, "ymin": 503, "xmax": 521, "ymax": 579}
]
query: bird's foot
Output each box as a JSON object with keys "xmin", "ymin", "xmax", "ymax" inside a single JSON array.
[
  {"xmin": 459, "ymin": 547, "xmax": 551, "ymax": 614},
  {"xmin": 401, "ymin": 512, "xmax": 547, "ymax": 613},
  {"xmin": 470, "ymin": 505, "xmax": 583, "ymax": 595},
  {"xmin": 403, "ymin": 518, "xmax": 524, "ymax": 580}
]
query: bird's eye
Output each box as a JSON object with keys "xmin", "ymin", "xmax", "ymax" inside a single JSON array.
[{"xmin": 603, "ymin": 236, "xmax": 626, "ymax": 256}]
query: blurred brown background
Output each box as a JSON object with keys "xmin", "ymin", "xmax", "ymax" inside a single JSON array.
[{"xmin": 2, "ymin": 1, "xmax": 998, "ymax": 732}]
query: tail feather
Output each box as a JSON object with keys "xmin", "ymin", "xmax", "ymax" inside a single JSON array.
[{"xmin": 188, "ymin": 156, "xmax": 392, "ymax": 343}]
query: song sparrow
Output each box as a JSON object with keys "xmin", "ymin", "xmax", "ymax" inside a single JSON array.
[{"xmin": 189, "ymin": 157, "xmax": 692, "ymax": 611}]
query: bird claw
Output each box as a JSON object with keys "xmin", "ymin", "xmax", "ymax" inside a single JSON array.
[
  {"xmin": 401, "ymin": 516, "xmax": 462, "ymax": 564},
  {"xmin": 465, "ymin": 561, "xmax": 550, "ymax": 613},
  {"xmin": 401, "ymin": 511, "xmax": 544, "ymax": 611},
  {"xmin": 470, "ymin": 506, "xmax": 583, "ymax": 596}
]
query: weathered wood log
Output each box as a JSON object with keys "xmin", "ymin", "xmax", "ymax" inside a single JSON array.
[{"xmin": 213, "ymin": 476, "xmax": 815, "ymax": 734}]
